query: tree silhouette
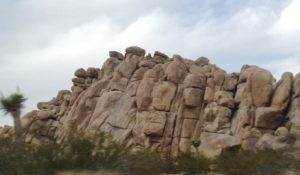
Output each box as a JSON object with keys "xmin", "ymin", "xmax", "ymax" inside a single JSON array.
[
  {"xmin": 0, "ymin": 91, "xmax": 27, "ymax": 175},
  {"xmin": 0, "ymin": 92, "xmax": 26, "ymax": 144}
]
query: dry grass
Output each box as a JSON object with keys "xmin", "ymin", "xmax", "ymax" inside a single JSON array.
[{"xmin": 56, "ymin": 170, "xmax": 120, "ymax": 175}]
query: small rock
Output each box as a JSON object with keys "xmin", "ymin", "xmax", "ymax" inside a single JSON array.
[
  {"xmin": 275, "ymin": 127, "xmax": 289, "ymax": 138},
  {"xmin": 74, "ymin": 68, "xmax": 86, "ymax": 78},
  {"xmin": 109, "ymin": 51, "xmax": 124, "ymax": 60},
  {"xmin": 125, "ymin": 46, "xmax": 146, "ymax": 56},
  {"xmin": 37, "ymin": 110, "xmax": 52, "ymax": 120},
  {"xmin": 154, "ymin": 51, "xmax": 168, "ymax": 59},
  {"xmin": 86, "ymin": 67, "xmax": 98, "ymax": 78},
  {"xmin": 72, "ymin": 77, "xmax": 85, "ymax": 84},
  {"xmin": 195, "ymin": 56, "xmax": 209, "ymax": 66}
]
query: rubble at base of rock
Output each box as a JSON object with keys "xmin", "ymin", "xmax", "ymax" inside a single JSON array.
[{"xmin": 2, "ymin": 46, "xmax": 300, "ymax": 159}]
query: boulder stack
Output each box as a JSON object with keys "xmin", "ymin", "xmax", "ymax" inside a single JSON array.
[{"xmin": 7, "ymin": 46, "xmax": 299, "ymax": 158}]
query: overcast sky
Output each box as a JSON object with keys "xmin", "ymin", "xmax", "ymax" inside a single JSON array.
[{"xmin": 0, "ymin": 0, "xmax": 299, "ymax": 126}]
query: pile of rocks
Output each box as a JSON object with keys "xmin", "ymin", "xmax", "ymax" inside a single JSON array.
[{"xmin": 6, "ymin": 46, "xmax": 300, "ymax": 159}]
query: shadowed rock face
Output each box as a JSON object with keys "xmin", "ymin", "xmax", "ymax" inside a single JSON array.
[{"xmin": 2, "ymin": 46, "xmax": 300, "ymax": 158}]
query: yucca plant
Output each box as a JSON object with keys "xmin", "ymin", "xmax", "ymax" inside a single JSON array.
[
  {"xmin": 0, "ymin": 92, "xmax": 26, "ymax": 143},
  {"xmin": 192, "ymin": 139, "xmax": 201, "ymax": 156},
  {"xmin": 191, "ymin": 140, "xmax": 201, "ymax": 148},
  {"xmin": 0, "ymin": 91, "xmax": 26, "ymax": 175}
]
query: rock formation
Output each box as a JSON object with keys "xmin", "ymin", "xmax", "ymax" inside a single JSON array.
[{"xmin": 1, "ymin": 46, "xmax": 300, "ymax": 159}]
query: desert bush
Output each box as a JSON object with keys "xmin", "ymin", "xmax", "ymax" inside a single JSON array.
[
  {"xmin": 56, "ymin": 170, "xmax": 120, "ymax": 175},
  {"xmin": 175, "ymin": 152, "xmax": 210, "ymax": 174},
  {"xmin": 1, "ymin": 131, "xmax": 298, "ymax": 175},
  {"xmin": 122, "ymin": 150, "xmax": 210, "ymax": 175},
  {"xmin": 53, "ymin": 132, "xmax": 127, "ymax": 172},
  {"xmin": 0, "ymin": 131, "xmax": 126, "ymax": 175},
  {"xmin": 123, "ymin": 150, "xmax": 167, "ymax": 175},
  {"xmin": 214, "ymin": 149, "xmax": 297, "ymax": 175},
  {"xmin": 0, "ymin": 137, "xmax": 53, "ymax": 175}
]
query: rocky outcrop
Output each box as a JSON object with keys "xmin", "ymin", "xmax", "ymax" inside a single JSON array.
[{"xmin": 4, "ymin": 46, "xmax": 300, "ymax": 158}]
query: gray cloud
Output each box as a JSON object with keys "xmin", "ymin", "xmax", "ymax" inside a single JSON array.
[{"xmin": 0, "ymin": 0, "xmax": 299, "ymax": 125}]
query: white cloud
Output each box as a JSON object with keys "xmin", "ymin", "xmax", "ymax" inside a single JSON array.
[
  {"xmin": 263, "ymin": 55, "xmax": 300, "ymax": 80},
  {"xmin": 273, "ymin": 0, "xmax": 300, "ymax": 34}
]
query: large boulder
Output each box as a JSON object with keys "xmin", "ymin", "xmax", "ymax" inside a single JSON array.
[
  {"xmin": 133, "ymin": 111, "xmax": 167, "ymax": 145},
  {"xmin": 204, "ymin": 87, "xmax": 214, "ymax": 103},
  {"xmin": 214, "ymin": 91, "xmax": 235, "ymax": 109},
  {"xmin": 198, "ymin": 132, "xmax": 240, "ymax": 159},
  {"xmin": 74, "ymin": 68, "xmax": 87, "ymax": 78},
  {"xmin": 234, "ymin": 83, "xmax": 247, "ymax": 104},
  {"xmin": 247, "ymin": 67, "xmax": 274, "ymax": 107},
  {"xmin": 152, "ymin": 81, "xmax": 177, "ymax": 111},
  {"xmin": 165, "ymin": 58, "xmax": 188, "ymax": 84},
  {"xmin": 271, "ymin": 72, "xmax": 293, "ymax": 111},
  {"xmin": 231, "ymin": 106, "xmax": 254, "ymax": 136},
  {"xmin": 181, "ymin": 119, "xmax": 197, "ymax": 138},
  {"xmin": 87, "ymin": 91, "xmax": 135, "ymax": 130},
  {"xmin": 213, "ymin": 106, "xmax": 232, "ymax": 130},
  {"xmin": 72, "ymin": 77, "xmax": 85, "ymax": 85},
  {"xmin": 183, "ymin": 88, "xmax": 204, "ymax": 107},
  {"xmin": 195, "ymin": 57, "xmax": 209, "ymax": 66},
  {"xmin": 223, "ymin": 73, "xmax": 238, "ymax": 91},
  {"xmin": 125, "ymin": 46, "xmax": 146, "ymax": 56},
  {"xmin": 213, "ymin": 68, "xmax": 226, "ymax": 86},
  {"xmin": 183, "ymin": 74, "xmax": 206, "ymax": 89},
  {"xmin": 143, "ymin": 111, "xmax": 167, "ymax": 137},
  {"xmin": 239, "ymin": 65, "xmax": 254, "ymax": 83},
  {"xmin": 255, "ymin": 107, "xmax": 283, "ymax": 129},
  {"xmin": 100, "ymin": 57, "xmax": 121, "ymax": 78},
  {"xmin": 293, "ymin": 73, "xmax": 300, "ymax": 98},
  {"xmin": 241, "ymin": 127, "xmax": 262, "ymax": 151},
  {"xmin": 153, "ymin": 51, "xmax": 168, "ymax": 63},
  {"xmin": 36, "ymin": 110, "xmax": 52, "ymax": 120},
  {"xmin": 109, "ymin": 50, "xmax": 124, "ymax": 60},
  {"xmin": 256, "ymin": 133, "xmax": 289, "ymax": 150},
  {"xmin": 86, "ymin": 67, "xmax": 98, "ymax": 78}
]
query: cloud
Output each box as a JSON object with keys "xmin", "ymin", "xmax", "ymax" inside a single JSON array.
[
  {"xmin": 273, "ymin": 0, "xmax": 300, "ymax": 33},
  {"xmin": 262, "ymin": 55, "xmax": 300, "ymax": 81},
  {"xmin": 0, "ymin": 0, "xmax": 299, "ymax": 125}
]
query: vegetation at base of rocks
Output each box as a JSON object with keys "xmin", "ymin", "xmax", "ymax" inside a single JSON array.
[
  {"xmin": 0, "ymin": 91, "xmax": 27, "ymax": 175},
  {"xmin": 175, "ymin": 152, "xmax": 210, "ymax": 174},
  {"xmin": 0, "ymin": 130, "xmax": 211, "ymax": 175},
  {"xmin": 0, "ymin": 131, "xmax": 299, "ymax": 175},
  {"xmin": 0, "ymin": 131, "xmax": 126, "ymax": 175},
  {"xmin": 57, "ymin": 170, "xmax": 120, "ymax": 175},
  {"xmin": 214, "ymin": 148, "xmax": 298, "ymax": 175}
]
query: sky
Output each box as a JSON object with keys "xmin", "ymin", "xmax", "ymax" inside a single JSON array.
[{"xmin": 0, "ymin": 0, "xmax": 299, "ymax": 126}]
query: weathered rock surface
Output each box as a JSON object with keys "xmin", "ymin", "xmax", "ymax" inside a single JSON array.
[
  {"xmin": 198, "ymin": 132, "xmax": 240, "ymax": 159},
  {"xmin": 5, "ymin": 46, "xmax": 300, "ymax": 158},
  {"xmin": 255, "ymin": 107, "xmax": 283, "ymax": 129}
]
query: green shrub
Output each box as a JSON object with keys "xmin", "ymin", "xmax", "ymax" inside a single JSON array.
[
  {"xmin": 1, "ymin": 131, "xmax": 298, "ymax": 175},
  {"xmin": 214, "ymin": 149, "xmax": 297, "ymax": 175},
  {"xmin": 0, "ymin": 137, "xmax": 54, "ymax": 175},
  {"xmin": 175, "ymin": 152, "xmax": 210, "ymax": 174},
  {"xmin": 0, "ymin": 131, "xmax": 126, "ymax": 175},
  {"xmin": 124, "ymin": 150, "xmax": 167, "ymax": 175}
]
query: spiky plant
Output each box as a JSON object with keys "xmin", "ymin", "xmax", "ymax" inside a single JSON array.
[
  {"xmin": 0, "ymin": 92, "xmax": 26, "ymax": 175},
  {"xmin": 191, "ymin": 139, "xmax": 201, "ymax": 157},
  {"xmin": 191, "ymin": 140, "xmax": 201, "ymax": 148},
  {"xmin": 0, "ymin": 92, "xmax": 26, "ymax": 143}
]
